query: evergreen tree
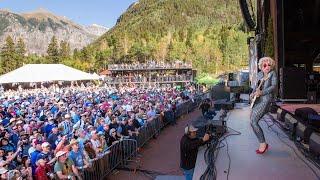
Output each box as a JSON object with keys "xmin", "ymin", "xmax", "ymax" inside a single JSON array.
[
  {"xmin": 47, "ymin": 36, "xmax": 59, "ymax": 63},
  {"xmin": 0, "ymin": 36, "xmax": 17, "ymax": 73},
  {"xmin": 16, "ymin": 37, "xmax": 26, "ymax": 67},
  {"xmin": 59, "ymin": 40, "xmax": 71, "ymax": 59},
  {"xmin": 73, "ymin": 48, "xmax": 81, "ymax": 60}
]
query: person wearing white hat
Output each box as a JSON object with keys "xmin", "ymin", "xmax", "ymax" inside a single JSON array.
[
  {"xmin": 36, "ymin": 142, "xmax": 53, "ymax": 164},
  {"xmin": 0, "ymin": 167, "xmax": 8, "ymax": 179},
  {"xmin": 68, "ymin": 139, "xmax": 89, "ymax": 171},
  {"xmin": 54, "ymin": 151, "xmax": 82, "ymax": 180},
  {"xmin": 180, "ymin": 125, "xmax": 210, "ymax": 180}
]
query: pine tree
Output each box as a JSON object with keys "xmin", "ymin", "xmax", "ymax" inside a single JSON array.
[
  {"xmin": 0, "ymin": 36, "xmax": 17, "ymax": 73},
  {"xmin": 16, "ymin": 37, "xmax": 26, "ymax": 67},
  {"xmin": 47, "ymin": 36, "xmax": 59, "ymax": 63},
  {"xmin": 59, "ymin": 40, "xmax": 71, "ymax": 59}
]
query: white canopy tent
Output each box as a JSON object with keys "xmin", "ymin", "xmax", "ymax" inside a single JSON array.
[{"xmin": 0, "ymin": 64, "xmax": 100, "ymax": 84}]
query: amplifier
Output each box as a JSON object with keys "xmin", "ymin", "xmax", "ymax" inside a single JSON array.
[
  {"xmin": 296, "ymin": 122, "xmax": 314, "ymax": 143},
  {"xmin": 284, "ymin": 113, "xmax": 298, "ymax": 138},
  {"xmin": 193, "ymin": 110, "xmax": 227, "ymax": 138},
  {"xmin": 214, "ymin": 99, "xmax": 234, "ymax": 110}
]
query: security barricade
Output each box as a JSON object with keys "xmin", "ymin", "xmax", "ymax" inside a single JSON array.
[
  {"xmin": 136, "ymin": 116, "xmax": 162, "ymax": 147},
  {"xmin": 82, "ymin": 91, "xmax": 209, "ymax": 179},
  {"xmin": 82, "ymin": 139, "xmax": 137, "ymax": 180}
]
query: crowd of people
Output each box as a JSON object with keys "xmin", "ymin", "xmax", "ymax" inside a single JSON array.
[{"xmin": 0, "ymin": 83, "xmax": 199, "ymax": 180}]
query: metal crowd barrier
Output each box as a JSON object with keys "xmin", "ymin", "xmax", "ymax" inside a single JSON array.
[
  {"xmin": 82, "ymin": 92, "xmax": 209, "ymax": 179},
  {"xmin": 82, "ymin": 139, "xmax": 137, "ymax": 180},
  {"xmin": 136, "ymin": 116, "xmax": 163, "ymax": 147}
]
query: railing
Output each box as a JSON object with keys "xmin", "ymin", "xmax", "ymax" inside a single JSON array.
[
  {"xmin": 81, "ymin": 91, "xmax": 210, "ymax": 179},
  {"xmin": 108, "ymin": 62, "xmax": 192, "ymax": 70},
  {"xmin": 105, "ymin": 75, "xmax": 193, "ymax": 84},
  {"xmin": 82, "ymin": 139, "xmax": 138, "ymax": 180}
]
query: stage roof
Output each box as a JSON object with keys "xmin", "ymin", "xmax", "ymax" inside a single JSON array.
[{"xmin": 0, "ymin": 64, "xmax": 99, "ymax": 84}]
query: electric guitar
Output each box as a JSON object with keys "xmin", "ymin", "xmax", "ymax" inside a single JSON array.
[{"xmin": 250, "ymin": 74, "xmax": 270, "ymax": 108}]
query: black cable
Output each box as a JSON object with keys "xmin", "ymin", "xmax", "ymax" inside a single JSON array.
[
  {"xmin": 264, "ymin": 116, "xmax": 320, "ymax": 170},
  {"xmin": 262, "ymin": 117, "xmax": 320, "ymax": 179},
  {"xmin": 117, "ymin": 167, "xmax": 169, "ymax": 179},
  {"xmin": 225, "ymin": 137, "xmax": 231, "ymax": 180},
  {"xmin": 200, "ymin": 111, "xmax": 242, "ymax": 180},
  {"xmin": 248, "ymin": 0, "xmax": 256, "ymax": 21}
]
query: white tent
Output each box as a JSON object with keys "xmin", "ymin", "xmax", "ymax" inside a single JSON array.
[{"xmin": 0, "ymin": 64, "xmax": 100, "ymax": 84}]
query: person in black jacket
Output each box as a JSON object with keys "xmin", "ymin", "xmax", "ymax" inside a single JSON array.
[
  {"xmin": 180, "ymin": 125, "xmax": 210, "ymax": 180},
  {"xmin": 199, "ymin": 99, "xmax": 211, "ymax": 117}
]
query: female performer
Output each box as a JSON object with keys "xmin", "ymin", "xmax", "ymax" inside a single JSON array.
[{"xmin": 250, "ymin": 57, "xmax": 277, "ymax": 154}]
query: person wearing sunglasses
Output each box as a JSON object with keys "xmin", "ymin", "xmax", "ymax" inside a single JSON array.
[{"xmin": 250, "ymin": 57, "xmax": 277, "ymax": 154}]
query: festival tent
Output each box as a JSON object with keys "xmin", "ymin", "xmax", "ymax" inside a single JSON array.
[{"xmin": 0, "ymin": 64, "xmax": 100, "ymax": 84}]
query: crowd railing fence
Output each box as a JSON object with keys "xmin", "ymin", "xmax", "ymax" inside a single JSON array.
[{"xmin": 81, "ymin": 91, "xmax": 210, "ymax": 179}]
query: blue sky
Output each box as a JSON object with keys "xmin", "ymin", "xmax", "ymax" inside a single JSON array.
[{"xmin": 0, "ymin": 0, "xmax": 137, "ymax": 28}]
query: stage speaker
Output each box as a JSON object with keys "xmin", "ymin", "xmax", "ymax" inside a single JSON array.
[
  {"xmin": 308, "ymin": 114, "xmax": 320, "ymax": 129},
  {"xmin": 277, "ymin": 108, "xmax": 288, "ymax": 122},
  {"xmin": 284, "ymin": 113, "xmax": 298, "ymax": 138},
  {"xmin": 214, "ymin": 99, "xmax": 234, "ymax": 110},
  {"xmin": 296, "ymin": 122, "xmax": 314, "ymax": 144},
  {"xmin": 280, "ymin": 67, "xmax": 306, "ymax": 100},
  {"xmin": 295, "ymin": 107, "xmax": 318, "ymax": 123},
  {"xmin": 211, "ymin": 86, "xmax": 230, "ymax": 101},
  {"xmin": 228, "ymin": 73, "xmax": 234, "ymax": 81},
  {"xmin": 309, "ymin": 132, "xmax": 320, "ymax": 155}
]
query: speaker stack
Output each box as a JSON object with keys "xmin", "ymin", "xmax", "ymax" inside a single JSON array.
[
  {"xmin": 279, "ymin": 67, "xmax": 307, "ymax": 100},
  {"xmin": 228, "ymin": 73, "xmax": 234, "ymax": 81}
]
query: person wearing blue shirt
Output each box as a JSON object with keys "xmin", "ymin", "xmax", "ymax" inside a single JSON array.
[
  {"xmin": 36, "ymin": 142, "xmax": 53, "ymax": 163},
  {"xmin": 68, "ymin": 139, "xmax": 88, "ymax": 170},
  {"xmin": 43, "ymin": 120, "xmax": 55, "ymax": 138},
  {"xmin": 50, "ymin": 105, "xmax": 58, "ymax": 115},
  {"xmin": 9, "ymin": 128, "xmax": 19, "ymax": 148},
  {"xmin": 47, "ymin": 127, "xmax": 59, "ymax": 150},
  {"xmin": 1, "ymin": 118, "xmax": 10, "ymax": 127},
  {"xmin": 30, "ymin": 142, "xmax": 42, "ymax": 175},
  {"xmin": 76, "ymin": 130, "xmax": 87, "ymax": 152}
]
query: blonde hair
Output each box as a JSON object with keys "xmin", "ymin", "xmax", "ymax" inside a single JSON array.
[{"xmin": 258, "ymin": 57, "xmax": 275, "ymax": 70}]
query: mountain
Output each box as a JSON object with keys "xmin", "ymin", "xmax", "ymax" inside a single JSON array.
[
  {"xmin": 0, "ymin": 8, "xmax": 108, "ymax": 55},
  {"xmin": 90, "ymin": 0, "xmax": 249, "ymax": 74},
  {"xmin": 85, "ymin": 24, "xmax": 109, "ymax": 36}
]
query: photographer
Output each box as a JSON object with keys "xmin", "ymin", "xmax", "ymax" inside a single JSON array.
[
  {"xmin": 180, "ymin": 125, "xmax": 210, "ymax": 180},
  {"xmin": 199, "ymin": 99, "xmax": 211, "ymax": 117}
]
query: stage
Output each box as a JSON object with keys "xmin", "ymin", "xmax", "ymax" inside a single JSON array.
[
  {"xmin": 193, "ymin": 104, "xmax": 320, "ymax": 180},
  {"xmin": 278, "ymin": 103, "xmax": 320, "ymax": 114}
]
